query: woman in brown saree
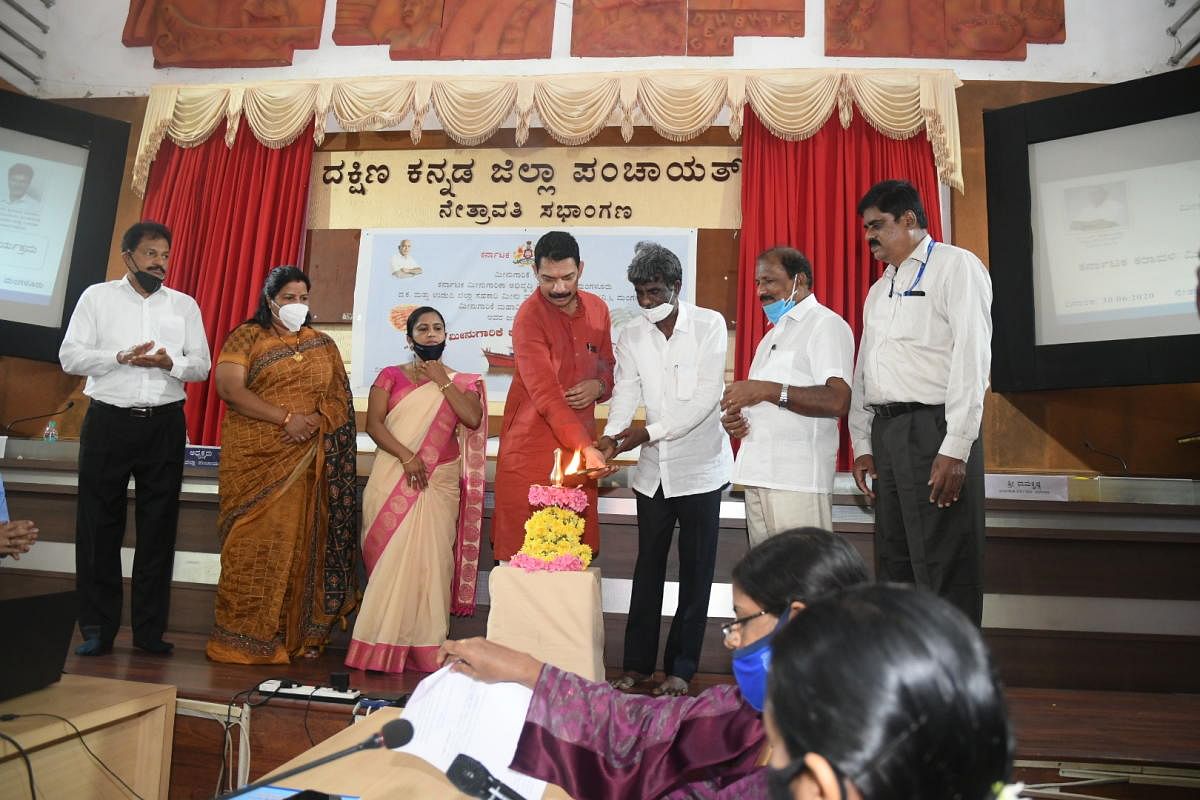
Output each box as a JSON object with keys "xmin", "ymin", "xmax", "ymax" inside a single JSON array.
[
  {"xmin": 207, "ymin": 266, "xmax": 357, "ymax": 664},
  {"xmin": 345, "ymin": 306, "xmax": 486, "ymax": 673}
]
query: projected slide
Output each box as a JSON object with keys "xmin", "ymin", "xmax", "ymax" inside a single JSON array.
[
  {"xmin": 0, "ymin": 127, "xmax": 88, "ymax": 328},
  {"xmin": 1030, "ymin": 111, "xmax": 1200, "ymax": 347}
]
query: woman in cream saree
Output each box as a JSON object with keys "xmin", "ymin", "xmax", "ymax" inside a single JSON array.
[{"xmin": 346, "ymin": 307, "xmax": 485, "ymax": 672}]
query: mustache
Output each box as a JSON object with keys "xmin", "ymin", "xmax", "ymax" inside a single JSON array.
[{"xmin": 548, "ymin": 291, "xmax": 573, "ymax": 299}]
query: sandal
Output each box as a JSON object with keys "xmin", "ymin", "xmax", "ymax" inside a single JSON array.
[
  {"xmin": 609, "ymin": 671, "xmax": 650, "ymax": 691},
  {"xmin": 652, "ymin": 676, "xmax": 689, "ymax": 697}
]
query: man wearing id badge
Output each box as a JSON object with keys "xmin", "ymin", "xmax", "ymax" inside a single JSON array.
[
  {"xmin": 721, "ymin": 247, "xmax": 854, "ymax": 544},
  {"xmin": 848, "ymin": 179, "xmax": 993, "ymax": 625},
  {"xmin": 59, "ymin": 221, "xmax": 211, "ymax": 656}
]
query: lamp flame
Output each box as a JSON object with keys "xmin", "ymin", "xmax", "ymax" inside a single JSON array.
[{"xmin": 563, "ymin": 450, "xmax": 583, "ymax": 477}]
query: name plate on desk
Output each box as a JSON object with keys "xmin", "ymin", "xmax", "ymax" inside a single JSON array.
[
  {"xmin": 184, "ymin": 445, "xmax": 220, "ymax": 468},
  {"xmin": 985, "ymin": 474, "xmax": 1068, "ymax": 501}
]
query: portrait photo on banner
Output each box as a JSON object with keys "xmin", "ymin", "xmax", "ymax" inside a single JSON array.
[{"xmin": 349, "ymin": 228, "xmax": 698, "ymax": 399}]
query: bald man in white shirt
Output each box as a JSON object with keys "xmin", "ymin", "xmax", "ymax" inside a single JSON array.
[{"xmin": 848, "ymin": 180, "xmax": 992, "ymax": 626}]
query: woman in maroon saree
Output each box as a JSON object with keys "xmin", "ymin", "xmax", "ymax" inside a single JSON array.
[
  {"xmin": 439, "ymin": 528, "xmax": 870, "ymax": 799},
  {"xmin": 345, "ymin": 307, "xmax": 485, "ymax": 673}
]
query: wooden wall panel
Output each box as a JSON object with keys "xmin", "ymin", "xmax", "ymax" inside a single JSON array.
[{"xmin": 954, "ymin": 81, "xmax": 1200, "ymax": 478}]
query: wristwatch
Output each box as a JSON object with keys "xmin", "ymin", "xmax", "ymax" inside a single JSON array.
[{"xmin": 778, "ymin": 384, "xmax": 789, "ymax": 408}]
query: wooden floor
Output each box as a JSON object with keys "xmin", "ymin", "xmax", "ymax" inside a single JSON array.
[{"xmin": 62, "ymin": 629, "xmax": 1200, "ymax": 799}]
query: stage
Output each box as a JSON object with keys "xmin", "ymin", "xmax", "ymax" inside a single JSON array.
[{"xmin": 45, "ymin": 628, "xmax": 1200, "ymax": 800}]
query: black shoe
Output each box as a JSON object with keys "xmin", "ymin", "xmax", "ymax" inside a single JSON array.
[
  {"xmin": 133, "ymin": 638, "xmax": 174, "ymax": 655},
  {"xmin": 75, "ymin": 637, "xmax": 113, "ymax": 656}
]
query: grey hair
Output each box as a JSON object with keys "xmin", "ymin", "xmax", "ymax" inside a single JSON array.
[{"xmin": 626, "ymin": 241, "xmax": 683, "ymax": 286}]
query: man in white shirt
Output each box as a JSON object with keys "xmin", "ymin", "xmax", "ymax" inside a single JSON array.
[
  {"xmin": 389, "ymin": 238, "xmax": 422, "ymax": 277},
  {"xmin": 3, "ymin": 163, "xmax": 40, "ymax": 210},
  {"xmin": 598, "ymin": 241, "xmax": 732, "ymax": 697},
  {"xmin": 721, "ymin": 247, "xmax": 854, "ymax": 543},
  {"xmin": 59, "ymin": 221, "xmax": 211, "ymax": 656},
  {"xmin": 848, "ymin": 180, "xmax": 992, "ymax": 626}
]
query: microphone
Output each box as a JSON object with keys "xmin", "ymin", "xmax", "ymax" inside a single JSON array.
[
  {"xmin": 446, "ymin": 754, "xmax": 528, "ymax": 800},
  {"xmin": 2, "ymin": 400, "xmax": 75, "ymax": 435},
  {"xmin": 219, "ymin": 718, "xmax": 413, "ymax": 799}
]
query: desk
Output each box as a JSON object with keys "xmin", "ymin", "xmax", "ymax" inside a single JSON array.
[
  {"xmin": 263, "ymin": 707, "xmax": 571, "ymax": 799},
  {"xmin": 0, "ymin": 674, "xmax": 175, "ymax": 800}
]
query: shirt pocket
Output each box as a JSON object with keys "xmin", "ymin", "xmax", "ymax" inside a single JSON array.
[
  {"xmin": 757, "ymin": 348, "xmax": 811, "ymax": 387},
  {"xmin": 156, "ymin": 315, "xmax": 185, "ymax": 353},
  {"xmin": 674, "ymin": 363, "xmax": 698, "ymax": 400}
]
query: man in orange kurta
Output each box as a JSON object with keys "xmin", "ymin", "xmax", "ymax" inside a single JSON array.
[{"xmin": 493, "ymin": 231, "xmax": 616, "ymax": 561}]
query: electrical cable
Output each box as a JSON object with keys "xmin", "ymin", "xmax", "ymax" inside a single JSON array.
[
  {"xmin": 0, "ymin": 729, "xmax": 37, "ymax": 800},
  {"xmin": 2, "ymin": 712, "xmax": 142, "ymax": 799},
  {"xmin": 214, "ymin": 677, "xmax": 296, "ymax": 797}
]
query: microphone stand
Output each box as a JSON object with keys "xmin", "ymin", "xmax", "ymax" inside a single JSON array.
[
  {"xmin": 219, "ymin": 721, "xmax": 408, "ymax": 800},
  {"xmin": 1, "ymin": 401, "xmax": 75, "ymax": 436}
]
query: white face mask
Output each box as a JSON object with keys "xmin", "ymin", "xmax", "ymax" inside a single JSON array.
[
  {"xmin": 274, "ymin": 301, "xmax": 308, "ymax": 332},
  {"xmin": 640, "ymin": 289, "xmax": 677, "ymax": 324}
]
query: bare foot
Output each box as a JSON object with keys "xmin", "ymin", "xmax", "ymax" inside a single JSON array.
[
  {"xmin": 609, "ymin": 671, "xmax": 650, "ymax": 691},
  {"xmin": 302, "ymin": 646, "xmax": 322, "ymax": 659},
  {"xmin": 652, "ymin": 676, "xmax": 689, "ymax": 697}
]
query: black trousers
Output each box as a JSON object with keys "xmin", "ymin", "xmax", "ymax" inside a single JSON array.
[
  {"xmin": 75, "ymin": 401, "xmax": 186, "ymax": 644},
  {"xmin": 622, "ymin": 484, "xmax": 724, "ymax": 681},
  {"xmin": 871, "ymin": 405, "xmax": 985, "ymax": 625}
]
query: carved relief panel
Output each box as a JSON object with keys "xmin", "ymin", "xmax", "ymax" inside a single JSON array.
[
  {"xmin": 571, "ymin": 0, "xmax": 806, "ymax": 57},
  {"xmin": 122, "ymin": 1, "xmax": 326, "ymax": 68},
  {"xmin": 826, "ymin": 0, "xmax": 1065, "ymax": 60},
  {"xmin": 333, "ymin": 0, "xmax": 555, "ymax": 60}
]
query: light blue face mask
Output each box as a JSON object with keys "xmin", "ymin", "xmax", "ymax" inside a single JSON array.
[
  {"xmin": 762, "ymin": 275, "xmax": 799, "ymax": 325},
  {"xmin": 731, "ymin": 615, "xmax": 788, "ymax": 711}
]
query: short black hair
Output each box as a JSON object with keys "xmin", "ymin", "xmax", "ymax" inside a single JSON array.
[
  {"xmin": 405, "ymin": 306, "xmax": 445, "ymax": 339},
  {"xmin": 534, "ymin": 231, "xmax": 580, "ymax": 270},
  {"xmin": 627, "ymin": 241, "xmax": 682, "ymax": 287},
  {"xmin": 769, "ymin": 584, "xmax": 1013, "ymax": 800},
  {"xmin": 120, "ymin": 221, "xmax": 172, "ymax": 253},
  {"xmin": 857, "ymin": 179, "xmax": 929, "ymax": 228},
  {"xmin": 8, "ymin": 163, "xmax": 33, "ymax": 179},
  {"xmin": 731, "ymin": 528, "xmax": 869, "ymax": 616},
  {"xmin": 758, "ymin": 246, "xmax": 813, "ymax": 289},
  {"xmin": 248, "ymin": 265, "xmax": 311, "ymax": 329}
]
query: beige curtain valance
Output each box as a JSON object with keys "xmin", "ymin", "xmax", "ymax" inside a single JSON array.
[{"xmin": 132, "ymin": 68, "xmax": 963, "ymax": 197}]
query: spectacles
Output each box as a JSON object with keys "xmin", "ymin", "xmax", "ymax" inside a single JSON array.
[{"xmin": 721, "ymin": 610, "xmax": 768, "ymax": 638}]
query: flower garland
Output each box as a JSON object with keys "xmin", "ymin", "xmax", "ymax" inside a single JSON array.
[
  {"xmin": 511, "ymin": 505, "xmax": 593, "ymax": 572},
  {"xmin": 528, "ymin": 484, "xmax": 588, "ymax": 513}
]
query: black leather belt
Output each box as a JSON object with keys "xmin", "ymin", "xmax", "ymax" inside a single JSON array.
[
  {"xmin": 869, "ymin": 402, "xmax": 941, "ymax": 419},
  {"xmin": 89, "ymin": 399, "xmax": 184, "ymax": 418}
]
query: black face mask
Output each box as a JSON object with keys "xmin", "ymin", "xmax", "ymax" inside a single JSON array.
[
  {"xmin": 126, "ymin": 255, "xmax": 163, "ymax": 295},
  {"xmin": 132, "ymin": 270, "xmax": 163, "ymax": 294},
  {"xmin": 412, "ymin": 340, "xmax": 446, "ymax": 362}
]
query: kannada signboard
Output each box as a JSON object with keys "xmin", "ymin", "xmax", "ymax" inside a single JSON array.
[{"xmin": 309, "ymin": 146, "xmax": 742, "ymax": 230}]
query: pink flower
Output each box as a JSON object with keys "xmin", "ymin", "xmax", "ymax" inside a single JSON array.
[
  {"xmin": 510, "ymin": 553, "xmax": 586, "ymax": 573},
  {"xmin": 528, "ymin": 484, "xmax": 588, "ymax": 513}
]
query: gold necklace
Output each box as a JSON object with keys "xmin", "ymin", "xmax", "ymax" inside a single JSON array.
[{"xmin": 275, "ymin": 329, "xmax": 304, "ymax": 362}]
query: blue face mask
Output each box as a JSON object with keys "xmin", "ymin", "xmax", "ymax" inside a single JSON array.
[
  {"xmin": 762, "ymin": 275, "xmax": 799, "ymax": 325},
  {"xmin": 731, "ymin": 615, "xmax": 786, "ymax": 711}
]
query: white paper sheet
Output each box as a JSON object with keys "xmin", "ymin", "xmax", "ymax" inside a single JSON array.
[{"xmin": 396, "ymin": 665, "xmax": 548, "ymax": 800}]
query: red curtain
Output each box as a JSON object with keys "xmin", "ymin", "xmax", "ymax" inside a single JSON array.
[
  {"xmin": 735, "ymin": 109, "xmax": 944, "ymax": 470},
  {"xmin": 142, "ymin": 122, "xmax": 315, "ymax": 445}
]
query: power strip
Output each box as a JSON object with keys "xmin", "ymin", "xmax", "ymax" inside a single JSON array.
[{"xmin": 258, "ymin": 679, "xmax": 361, "ymax": 704}]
